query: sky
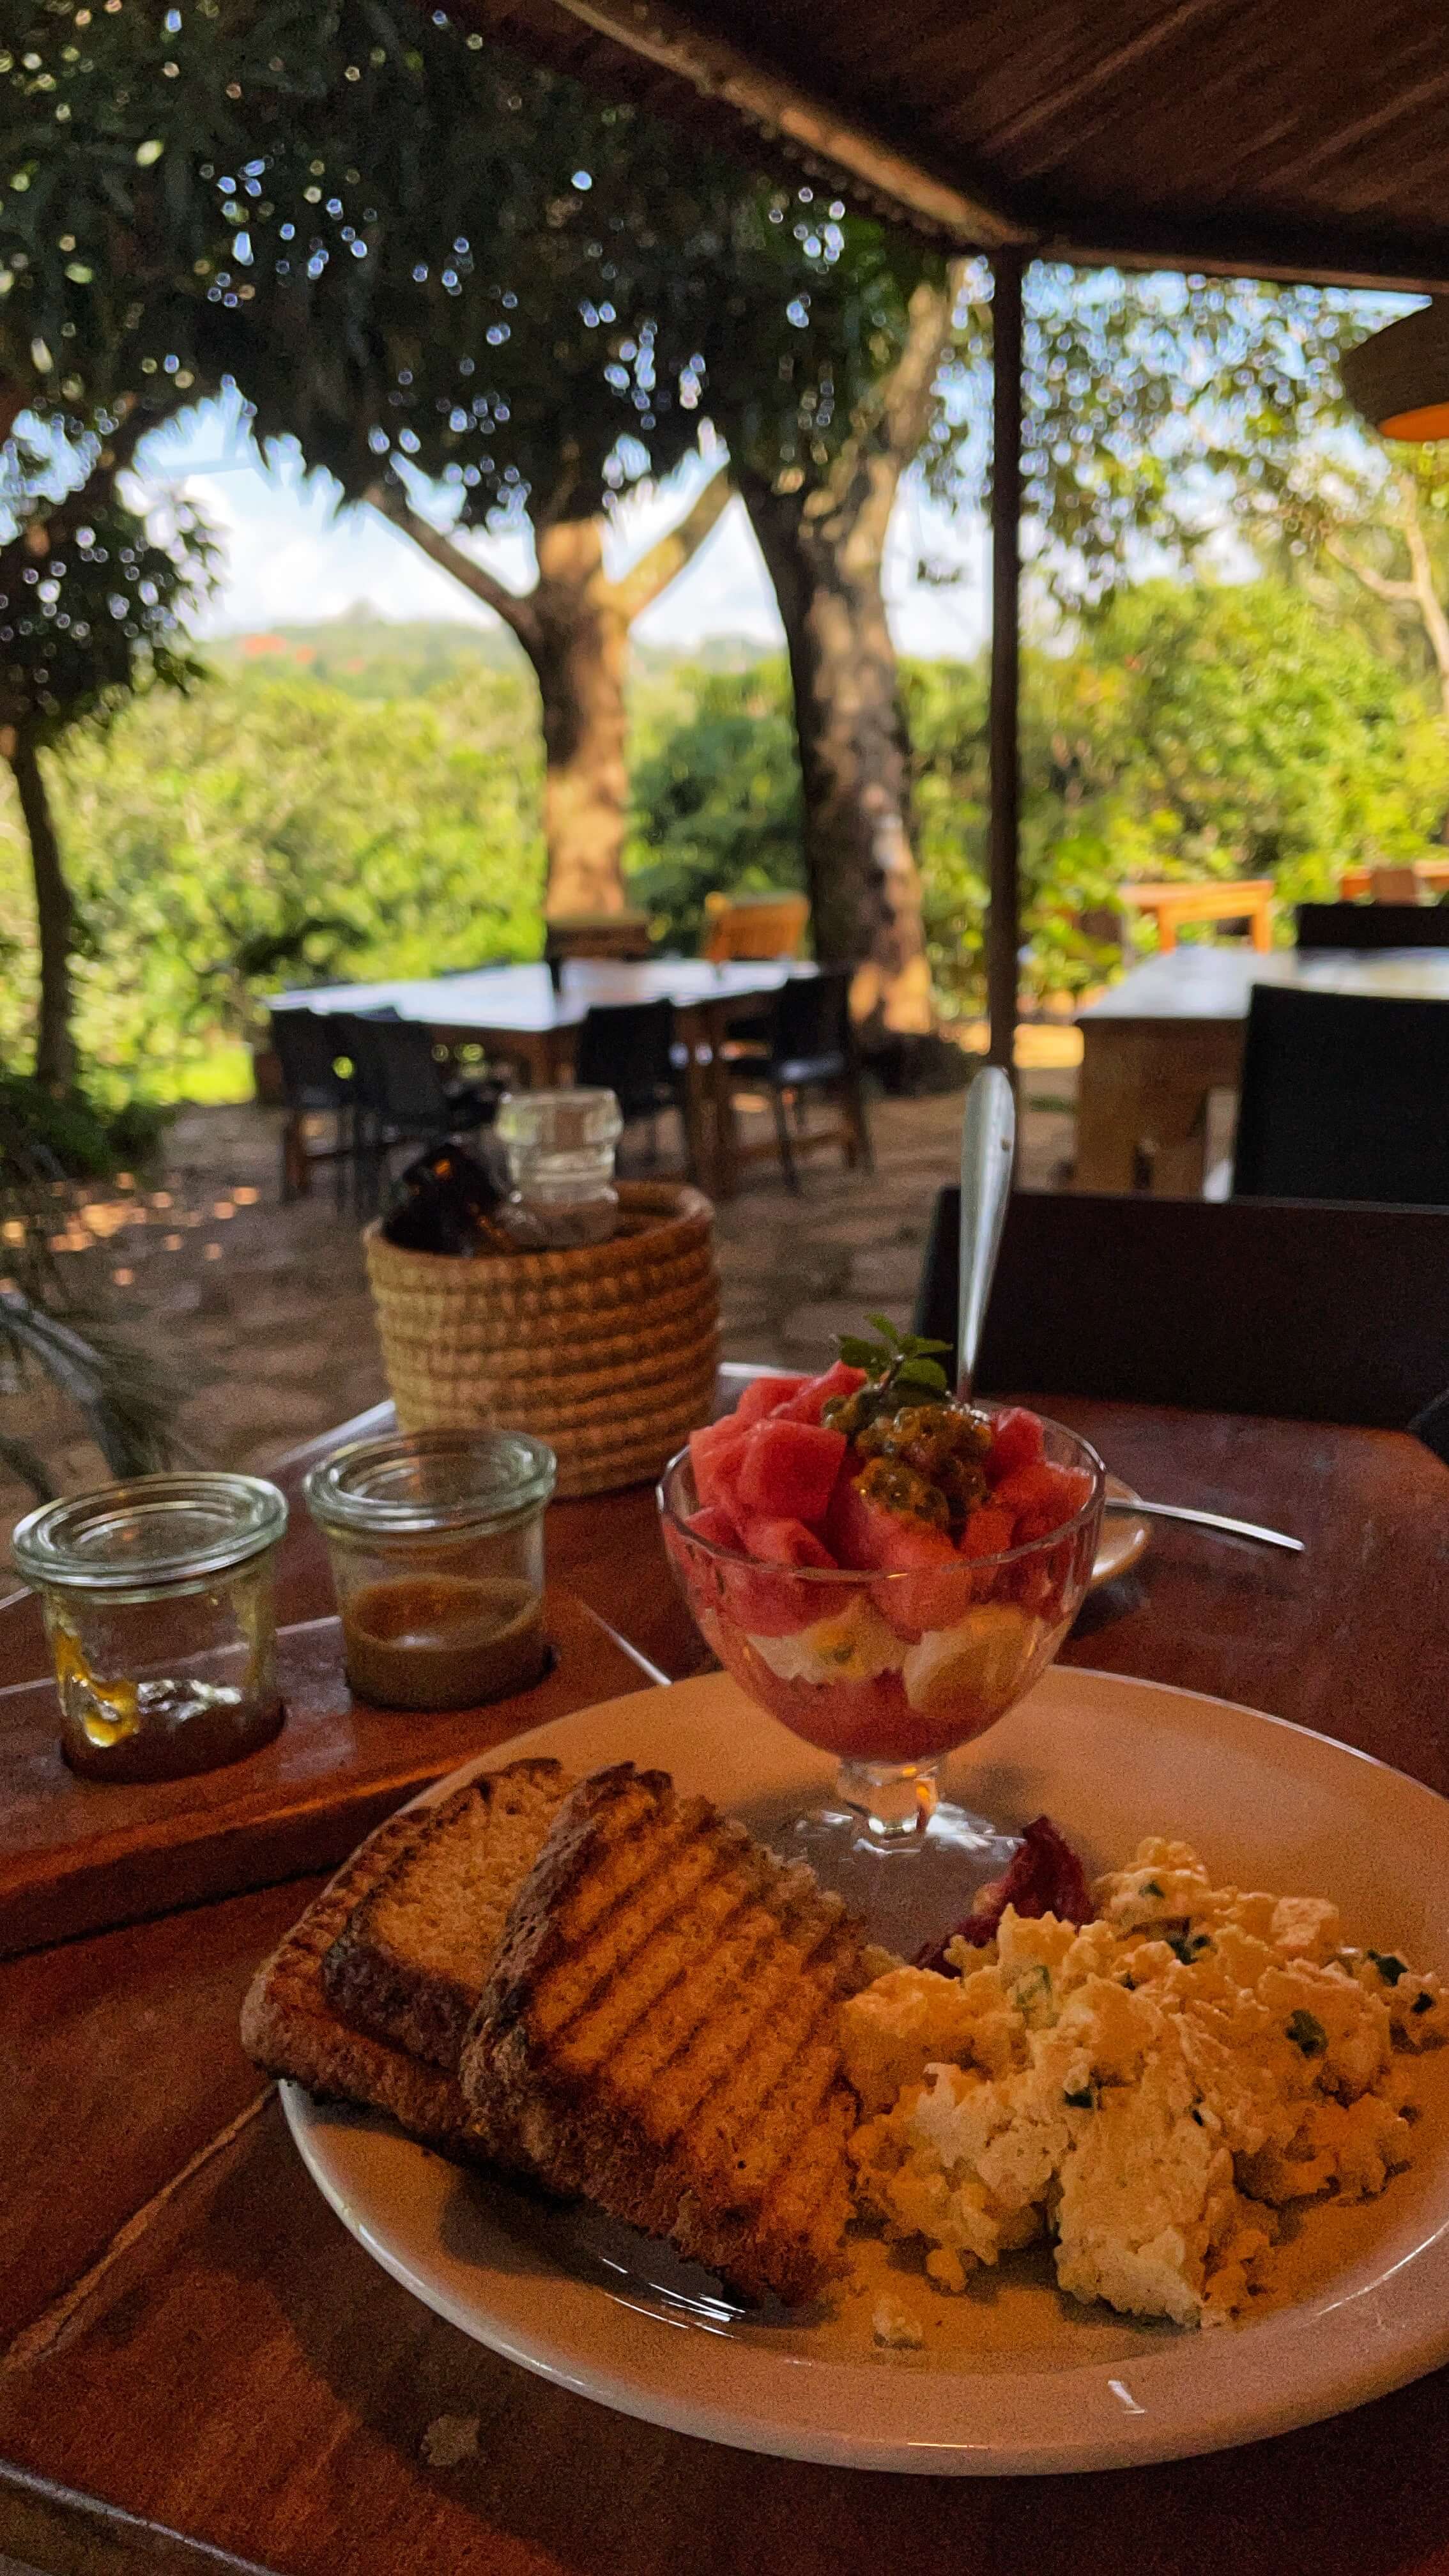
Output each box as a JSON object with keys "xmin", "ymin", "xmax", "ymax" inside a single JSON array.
[{"xmin": 132, "ymin": 394, "xmax": 992, "ymax": 659}]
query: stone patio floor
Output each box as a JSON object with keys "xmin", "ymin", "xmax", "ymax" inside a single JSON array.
[{"xmin": 0, "ymin": 1058, "xmax": 1078, "ymax": 1539}]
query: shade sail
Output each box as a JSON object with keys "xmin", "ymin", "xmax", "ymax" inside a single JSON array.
[{"xmin": 472, "ymin": 0, "xmax": 1449, "ymax": 289}]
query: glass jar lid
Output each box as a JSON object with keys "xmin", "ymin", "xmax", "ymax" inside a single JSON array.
[
  {"xmin": 12, "ymin": 1472, "xmax": 288, "ymax": 1595},
  {"xmin": 304, "ymin": 1427, "xmax": 556, "ymax": 1540},
  {"xmin": 494, "ymin": 1089, "xmax": 624, "ymax": 1161}
]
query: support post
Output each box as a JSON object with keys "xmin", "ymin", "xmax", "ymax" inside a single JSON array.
[{"xmin": 986, "ymin": 249, "xmax": 1024, "ymax": 1078}]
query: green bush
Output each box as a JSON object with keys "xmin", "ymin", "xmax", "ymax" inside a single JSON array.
[
  {"xmin": 0, "ymin": 663, "xmax": 546, "ymax": 1093},
  {"xmin": 626, "ymin": 663, "xmax": 804, "ymax": 947},
  {"xmin": 0, "ymin": 580, "xmax": 1445, "ymax": 1089},
  {"xmin": 0, "ymin": 1073, "xmax": 172, "ymax": 1177}
]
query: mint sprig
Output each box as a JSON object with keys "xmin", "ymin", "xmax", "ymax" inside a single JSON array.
[{"xmin": 836, "ymin": 1314, "xmax": 953, "ymax": 1400}]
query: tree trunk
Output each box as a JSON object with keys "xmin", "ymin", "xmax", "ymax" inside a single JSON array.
[
  {"xmin": 10, "ymin": 734, "xmax": 76, "ymax": 1093},
  {"xmin": 372, "ymin": 471, "xmax": 731, "ymax": 923},
  {"xmin": 1397, "ymin": 475, "xmax": 1449, "ymax": 728},
  {"xmin": 729, "ymin": 277, "xmax": 958, "ymax": 1046},
  {"xmin": 528, "ymin": 516, "xmax": 632, "ymax": 917},
  {"xmin": 739, "ymin": 466, "xmax": 932, "ymax": 1040}
]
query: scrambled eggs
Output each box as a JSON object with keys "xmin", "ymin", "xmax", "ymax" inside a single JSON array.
[{"xmin": 843, "ymin": 1836, "xmax": 1447, "ymax": 2328}]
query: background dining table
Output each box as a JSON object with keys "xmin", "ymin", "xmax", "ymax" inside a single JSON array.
[
  {"xmin": 273, "ymin": 958, "xmax": 823, "ymax": 1199},
  {"xmin": 1075, "ymin": 943, "xmax": 1449, "ymax": 1192},
  {"xmin": 5, "ymin": 1381, "xmax": 1449, "ymax": 2576}
]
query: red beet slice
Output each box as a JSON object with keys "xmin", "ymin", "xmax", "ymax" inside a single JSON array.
[{"xmin": 914, "ymin": 1814, "xmax": 1094, "ymax": 1972}]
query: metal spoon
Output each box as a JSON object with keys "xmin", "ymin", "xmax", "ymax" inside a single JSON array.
[
  {"xmin": 1102, "ymin": 1495, "xmax": 1303, "ymax": 1553},
  {"xmin": 956, "ymin": 1064, "xmax": 1016, "ymax": 1397},
  {"xmin": 955, "ymin": 1066, "xmax": 1302, "ymax": 1554}
]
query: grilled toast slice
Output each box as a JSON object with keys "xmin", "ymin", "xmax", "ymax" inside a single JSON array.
[
  {"xmin": 458, "ymin": 1763, "xmax": 871, "ymax": 2304},
  {"xmin": 322, "ymin": 1759, "xmax": 572, "ymax": 2069},
  {"xmin": 240, "ymin": 1806, "xmax": 484, "ymax": 2157}
]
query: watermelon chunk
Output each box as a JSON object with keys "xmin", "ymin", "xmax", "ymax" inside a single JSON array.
[
  {"xmin": 985, "ymin": 1405, "xmax": 1045, "ymax": 1485},
  {"xmin": 959, "ymin": 1503, "xmax": 1016, "ymax": 1561},
  {"xmin": 739, "ymin": 1515, "xmax": 838, "ymax": 1568},
  {"xmin": 737, "ymin": 1417, "xmax": 847, "ymax": 1527},
  {"xmin": 685, "ymin": 1504, "xmax": 742, "ymax": 1551},
  {"xmin": 775, "ymin": 1360, "xmax": 868, "ymax": 1426},
  {"xmin": 992, "ymin": 1460, "xmax": 1094, "ymax": 1530},
  {"xmin": 688, "ymin": 1415, "xmax": 750, "ymax": 1515},
  {"xmin": 733, "ymin": 1372, "xmax": 809, "ymax": 1428},
  {"xmin": 827, "ymin": 1475, "xmax": 969, "ymax": 1636},
  {"xmin": 956, "ymin": 1503, "xmax": 1018, "ymax": 1606}
]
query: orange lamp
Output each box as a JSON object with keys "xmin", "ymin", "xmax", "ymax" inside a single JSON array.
[{"xmin": 1341, "ymin": 300, "xmax": 1449, "ymax": 442}]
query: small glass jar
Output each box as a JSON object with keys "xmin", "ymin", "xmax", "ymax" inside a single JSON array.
[
  {"xmin": 494, "ymin": 1087, "xmax": 623, "ymax": 1246},
  {"xmin": 12, "ymin": 1473, "xmax": 289, "ymax": 1784},
  {"xmin": 305, "ymin": 1428, "xmax": 556, "ymax": 1711}
]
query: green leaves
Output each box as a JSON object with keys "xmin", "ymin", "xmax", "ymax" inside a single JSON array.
[
  {"xmin": 836, "ymin": 1314, "xmax": 953, "ymax": 1401},
  {"xmin": 0, "ymin": 3, "xmax": 940, "ymax": 530},
  {"xmin": 1285, "ymin": 2009, "xmax": 1328, "ymax": 2057}
]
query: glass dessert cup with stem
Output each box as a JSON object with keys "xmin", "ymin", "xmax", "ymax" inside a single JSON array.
[{"xmin": 657, "ymin": 1414, "xmax": 1106, "ymax": 1950}]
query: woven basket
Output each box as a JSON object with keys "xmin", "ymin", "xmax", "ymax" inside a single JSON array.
[{"xmin": 364, "ymin": 1181, "xmax": 720, "ymax": 1498}]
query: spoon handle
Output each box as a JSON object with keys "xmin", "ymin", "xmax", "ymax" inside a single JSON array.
[
  {"xmin": 1104, "ymin": 1494, "xmax": 1303, "ymax": 1553},
  {"xmin": 956, "ymin": 1066, "xmax": 1015, "ymax": 1397}
]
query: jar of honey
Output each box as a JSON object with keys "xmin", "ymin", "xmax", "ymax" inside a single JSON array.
[
  {"xmin": 304, "ymin": 1428, "xmax": 556, "ymax": 1710},
  {"xmin": 12, "ymin": 1473, "xmax": 289, "ymax": 1784}
]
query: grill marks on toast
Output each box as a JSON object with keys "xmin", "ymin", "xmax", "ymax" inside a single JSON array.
[
  {"xmin": 461, "ymin": 1764, "xmax": 870, "ymax": 2303},
  {"xmin": 240, "ymin": 1809, "xmax": 484, "ymax": 2158},
  {"xmin": 321, "ymin": 1760, "xmax": 571, "ymax": 2069}
]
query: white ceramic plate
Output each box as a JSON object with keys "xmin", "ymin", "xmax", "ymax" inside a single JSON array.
[
  {"xmin": 284, "ymin": 1665, "xmax": 1449, "ymax": 2476},
  {"xmin": 1092, "ymin": 1473, "xmax": 1149, "ymax": 1588}
]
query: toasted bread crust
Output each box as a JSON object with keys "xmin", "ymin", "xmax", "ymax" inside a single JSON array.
[
  {"xmin": 321, "ymin": 1760, "xmax": 570, "ymax": 2069},
  {"xmin": 240, "ymin": 1809, "xmax": 484, "ymax": 2155},
  {"xmin": 461, "ymin": 1764, "xmax": 871, "ymax": 2304}
]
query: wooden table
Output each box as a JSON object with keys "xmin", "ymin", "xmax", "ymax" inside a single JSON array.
[
  {"xmin": 273, "ymin": 959, "xmax": 821, "ymax": 1199},
  {"xmin": 1340, "ymin": 858, "xmax": 1449, "ymax": 901},
  {"xmin": 1121, "ymin": 878, "xmax": 1275, "ymax": 953},
  {"xmin": 6, "ymin": 1390, "xmax": 1449, "ymax": 2574},
  {"xmin": 1075, "ymin": 944, "xmax": 1449, "ymax": 1192}
]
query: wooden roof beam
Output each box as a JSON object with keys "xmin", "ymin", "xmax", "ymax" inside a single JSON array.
[{"xmin": 537, "ymin": 0, "xmax": 1032, "ymax": 249}]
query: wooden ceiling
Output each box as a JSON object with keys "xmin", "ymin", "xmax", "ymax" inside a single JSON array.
[{"xmin": 468, "ymin": 0, "xmax": 1449, "ymax": 291}]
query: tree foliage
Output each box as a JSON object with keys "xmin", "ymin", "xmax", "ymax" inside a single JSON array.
[
  {"xmin": 0, "ymin": 2, "xmax": 938, "ymax": 521},
  {"xmin": 1, "ymin": 579, "xmax": 1443, "ymax": 1085},
  {"xmin": 0, "ymin": 425, "xmax": 211, "ymax": 748},
  {"xmin": 627, "ymin": 583, "xmax": 1449, "ymax": 1008},
  {"xmin": 0, "ymin": 659, "xmax": 545, "ymax": 1082}
]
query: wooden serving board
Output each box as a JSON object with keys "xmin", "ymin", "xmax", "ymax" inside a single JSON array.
[{"xmin": 0, "ymin": 1586, "xmax": 654, "ymax": 1958}]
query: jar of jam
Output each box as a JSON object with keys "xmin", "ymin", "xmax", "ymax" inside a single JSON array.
[
  {"xmin": 304, "ymin": 1428, "xmax": 556, "ymax": 1710},
  {"xmin": 12, "ymin": 1473, "xmax": 289, "ymax": 1783}
]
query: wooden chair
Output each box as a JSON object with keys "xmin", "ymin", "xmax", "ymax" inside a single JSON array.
[
  {"xmin": 544, "ymin": 912, "xmax": 654, "ymax": 965},
  {"xmin": 1234, "ymin": 985, "xmax": 1449, "ymax": 1205},
  {"xmin": 700, "ymin": 891, "xmax": 809, "ymax": 963},
  {"xmin": 912, "ymin": 1186, "xmax": 1449, "ymax": 1427},
  {"xmin": 1365, "ymin": 866, "xmax": 1423, "ymax": 904},
  {"xmin": 1295, "ymin": 903, "xmax": 1449, "ymax": 951}
]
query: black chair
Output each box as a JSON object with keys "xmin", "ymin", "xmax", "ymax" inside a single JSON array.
[
  {"xmin": 338, "ymin": 1013, "xmax": 497, "ymax": 1211},
  {"xmin": 268, "ymin": 1007, "xmax": 357, "ymax": 1206},
  {"xmin": 1233, "ymin": 985, "xmax": 1449, "ymax": 1205},
  {"xmin": 571, "ymin": 998, "xmax": 693, "ymax": 1172},
  {"xmin": 913, "ymin": 1185, "xmax": 1449, "ymax": 1429},
  {"xmin": 1295, "ymin": 903, "xmax": 1449, "ymax": 951},
  {"xmin": 730, "ymin": 967, "xmax": 871, "ymax": 1193}
]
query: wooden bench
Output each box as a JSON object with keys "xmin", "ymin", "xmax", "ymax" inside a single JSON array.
[{"xmin": 1120, "ymin": 878, "xmax": 1274, "ymax": 952}]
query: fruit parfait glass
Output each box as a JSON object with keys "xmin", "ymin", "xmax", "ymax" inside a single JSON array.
[{"xmin": 659, "ymin": 1324, "xmax": 1105, "ymax": 1945}]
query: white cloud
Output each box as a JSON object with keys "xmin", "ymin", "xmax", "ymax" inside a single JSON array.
[{"xmin": 131, "ymin": 394, "xmax": 986, "ymax": 659}]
